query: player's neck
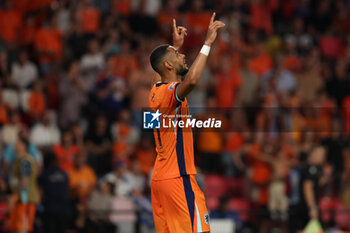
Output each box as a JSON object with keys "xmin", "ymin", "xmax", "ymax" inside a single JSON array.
[{"xmin": 162, "ymin": 72, "xmax": 181, "ymax": 83}]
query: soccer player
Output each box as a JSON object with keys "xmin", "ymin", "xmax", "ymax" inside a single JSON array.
[{"xmin": 149, "ymin": 13, "xmax": 225, "ymax": 233}]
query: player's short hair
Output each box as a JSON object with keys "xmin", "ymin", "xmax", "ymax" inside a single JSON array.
[{"xmin": 150, "ymin": 44, "xmax": 170, "ymax": 75}]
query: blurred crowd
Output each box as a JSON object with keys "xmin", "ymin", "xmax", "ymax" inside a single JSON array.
[{"xmin": 1, "ymin": 0, "xmax": 350, "ymax": 232}]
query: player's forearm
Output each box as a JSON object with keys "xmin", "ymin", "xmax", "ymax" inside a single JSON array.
[
  {"xmin": 176, "ymin": 51, "xmax": 208, "ymax": 99},
  {"xmin": 177, "ymin": 41, "xmax": 210, "ymax": 86},
  {"xmin": 186, "ymin": 51, "xmax": 209, "ymax": 85},
  {"xmin": 303, "ymin": 181, "xmax": 316, "ymax": 209}
]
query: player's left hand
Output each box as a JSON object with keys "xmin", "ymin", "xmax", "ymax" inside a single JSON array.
[{"xmin": 173, "ymin": 19, "xmax": 187, "ymax": 50}]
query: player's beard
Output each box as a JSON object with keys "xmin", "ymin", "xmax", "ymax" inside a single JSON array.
[{"xmin": 177, "ymin": 66, "xmax": 189, "ymax": 77}]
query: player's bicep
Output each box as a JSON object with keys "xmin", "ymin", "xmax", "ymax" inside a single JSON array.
[{"xmin": 175, "ymin": 77, "xmax": 196, "ymax": 100}]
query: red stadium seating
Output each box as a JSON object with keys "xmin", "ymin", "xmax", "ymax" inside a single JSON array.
[
  {"xmin": 206, "ymin": 197, "xmax": 219, "ymax": 211},
  {"xmin": 226, "ymin": 178, "xmax": 246, "ymax": 198},
  {"xmin": 204, "ymin": 175, "xmax": 227, "ymax": 198},
  {"xmin": 334, "ymin": 200, "xmax": 350, "ymax": 230},
  {"xmin": 0, "ymin": 202, "xmax": 9, "ymax": 232},
  {"xmin": 319, "ymin": 197, "xmax": 335, "ymax": 222},
  {"xmin": 228, "ymin": 198, "xmax": 251, "ymax": 222},
  {"xmin": 0, "ymin": 202, "xmax": 8, "ymax": 221}
]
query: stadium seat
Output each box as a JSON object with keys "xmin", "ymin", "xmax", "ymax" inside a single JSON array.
[
  {"xmin": 0, "ymin": 202, "xmax": 9, "ymax": 233},
  {"xmin": 319, "ymin": 197, "xmax": 335, "ymax": 222},
  {"xmin": 228, "ymin": 198, "xmax": 251, "ymax": 222},
  {"xmin": 0, "ymin": 201, "xmax": 8, "ymax": 221},
  {"xmin": 206, "ymin": 197, "xmax": 219, "ymax": 211},
  {"xmin": 204, "ymin": 175, "xmax": 227, "ymax": 198},
  {"xmin": 226, "ymin": 177, "xmax": 246, "ymax": 197},
  {"xmin": 334, "ymin": 200, "xmax": 350, "ymax": 230}
]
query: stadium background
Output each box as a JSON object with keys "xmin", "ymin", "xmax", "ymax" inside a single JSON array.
[{"xmin": 1, "ymin": 0, "xmax": 350, "ymax": 232}]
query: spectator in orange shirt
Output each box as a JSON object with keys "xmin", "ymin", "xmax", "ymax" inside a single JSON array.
[
  {"xmin": 246, "ymin": 132, "xmax": 271, "ymax": 206},
  {"xmin": 283, "ymin": 31, "xmax": 303, "ymax": 73},
  {"xmin": 249, "ymin": 41, "xmax": 273, "ymax": 77},
  {"xmin": 316, "ymin": 90, "xmax": 335, "ymax": 136},
  {"xmin": 222, "ymin": 131, "xmax": 245, "ymax": 177},
  {"xmin": 185, "ymin": 0, "xmax": 211, "ymax": 34},
  {"xmin": 111, "ymin": 109, "xmax": 139, "ymax": 163},
  {"xmin": 26, "ymin": 0, "xmax": 53, "ymax": 12},
  {"xmin": 52, "ymin": 129, "xmax": 80, "ymax": 172},
  {"xmin": 77, "ymin": 0, "xmax": 101, "ymax": 34},
  {"xmin": 19, "ymin": 15, "xmax": 37, "ymax": 48},
  {"xmin": 111, "ymin": 109, "xmax": 139, "ymax": 146},
  {"xmin": 184, "ymin": 0, "xmax": 211, "ymax": 48},
  {"xmin": 13, "ymin": 0, "xmax": 30, "ymax": 15},
  {"xmin": 197, "ymin": 96, "xmax": 225, "ymax": 174},
  {"xmin": 68, "ymin": 149, "xmax": 97, "ymax": 199},
  {"xmin": 34, "ymin": 14, "xmax": 63, "ymax": 71},
  {"xmin": 135, "ymin": 136, "xmax": 156, "ymax": 176},
  {"xmin": 215, "ymin": 54, "xmax": 242, "ymax": 108},
  {"xmin": 0, "ymin": 0, "xmax": 21, "ymax": 44},
  {"xmin": 112, "ymin": 0, "xmax": 132, "ymax": 17},
  {"xmin": 28, "ymin": 80, "xmax": 46, "ymax": 120},
  {"xmin": 157, "ymin": 0, "xmax": 180, "ymax": 39},
  {"xmin": 111, "ymin": 40, "xmax": 138, "ymax": 79},
  {"xmin": 250, "ymin": 0, "xmax": 278, "ymax": 35},
  {"xmin": 68, "ymin": 149, "xmax": 97, "ymax": 231}
]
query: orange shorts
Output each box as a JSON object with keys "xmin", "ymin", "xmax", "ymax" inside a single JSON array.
[
  {"xmin": 151, "ymin": 175, "xmax": 210, "ymax": 233},
  {"xmin": 9, "ymin": 203, "xmax": 36, "ymax": 232}
]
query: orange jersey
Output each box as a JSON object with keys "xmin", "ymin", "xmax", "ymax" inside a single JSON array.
[{"xmin": 149, "ymin": 82, "xmax": 197, "ymax": 180}]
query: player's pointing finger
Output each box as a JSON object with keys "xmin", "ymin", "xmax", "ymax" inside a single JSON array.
[
  {"xmin": 173, "ymin": 19, "xmax": 177, "ymax": 32},
  {"xmin": 210, "ymin": 12, "xmax": 216, "ymax": 24}
]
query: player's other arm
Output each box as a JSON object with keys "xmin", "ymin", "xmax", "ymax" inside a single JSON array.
[{"xmin": 176, "ymin": 13, "xmax": 225, "ymax": 100}]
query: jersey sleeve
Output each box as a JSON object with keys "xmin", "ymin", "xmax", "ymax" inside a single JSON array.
[{"xmin": 152, "ymin": 82, "xmax": 183, "ymax": 109}]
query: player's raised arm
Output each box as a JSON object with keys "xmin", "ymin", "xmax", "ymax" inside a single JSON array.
[{"xmin": 176, "ymin": 12, "xmax": 225, "ymax": 100}]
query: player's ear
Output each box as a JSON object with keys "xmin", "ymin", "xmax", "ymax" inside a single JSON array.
[{"xmin": 164, "ymin": 60, "xmax": 174, "ymax": 71}]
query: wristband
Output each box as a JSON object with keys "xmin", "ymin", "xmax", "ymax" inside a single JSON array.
[{"xmin": 200, "ymin": 45, "xmax": 211, "ymax": 56}]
